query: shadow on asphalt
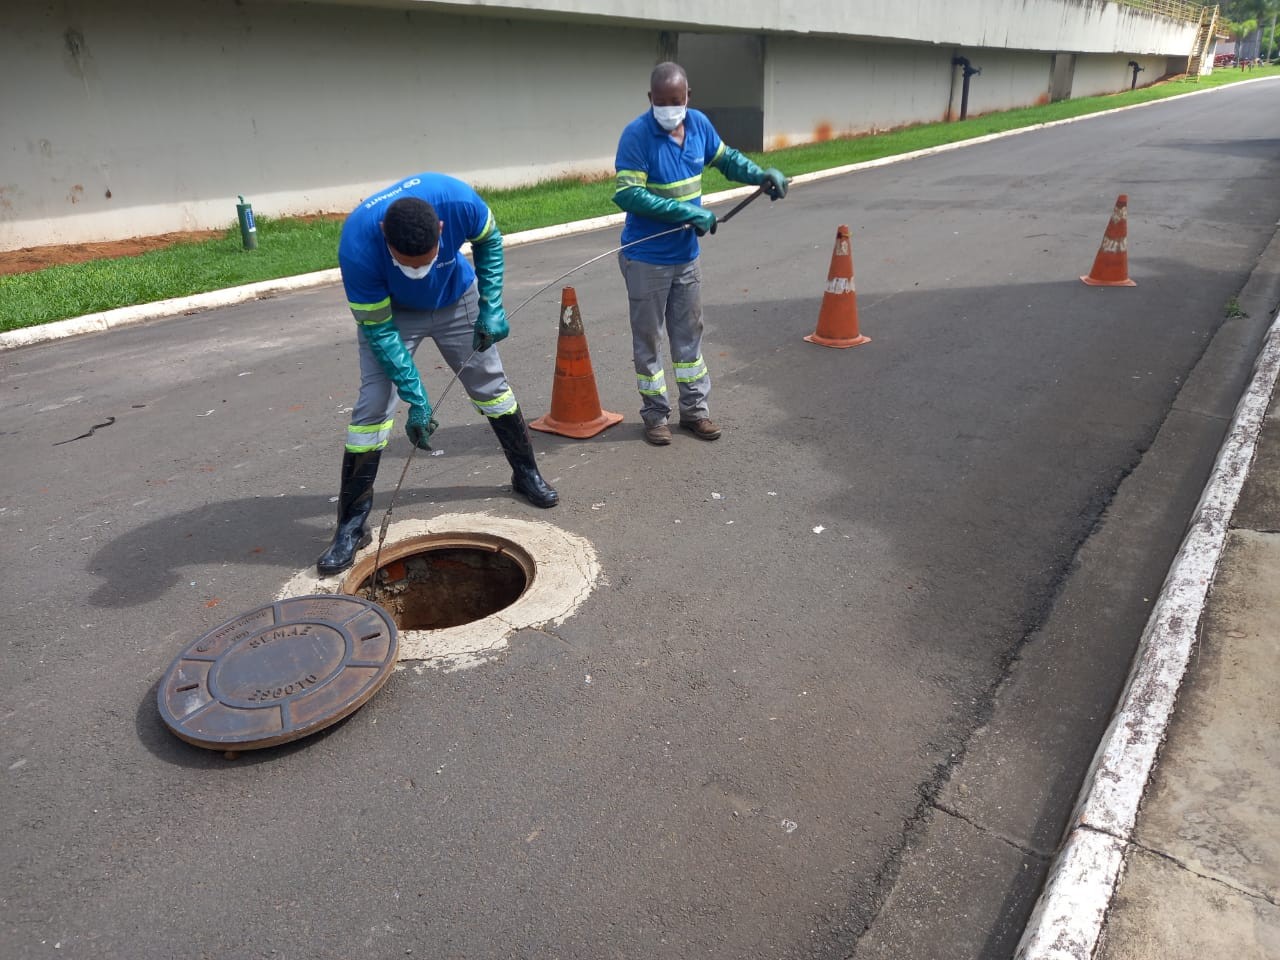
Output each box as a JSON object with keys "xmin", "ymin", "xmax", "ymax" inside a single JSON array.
[
  {"xmin": 697, "ymin": 256, "xmax": 1245, "ymax": 956},
  {"xmin": 1154, "ymin": 137, "xmax": 1280, "ymax": 159},
  {"xmin": 86, "ymin": 485, "xmax": 529, "ymax": 610},
  {"xmin": 135, "ymin": 674, "xmax": 369, "ymax": 769}
]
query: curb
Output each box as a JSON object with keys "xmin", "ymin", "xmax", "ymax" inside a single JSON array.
[
  {"xmin": 1014, "ymin": 303, "xmax": 1280, "ymax": 960},
  {"xmin": 4, "ymin": 75, "xmax": 1276, "ymax": 354}
]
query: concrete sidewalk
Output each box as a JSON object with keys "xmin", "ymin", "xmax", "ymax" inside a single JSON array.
[
  {"xmin": 1017, "ymin": 284, "xmax": 1280, "ymax": 959},
  {"xmin": 1094, "ymin": 380, "xmax": 1280, "ymax": 959}
]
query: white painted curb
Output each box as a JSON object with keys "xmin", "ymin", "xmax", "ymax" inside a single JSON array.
[
  {"xmin": 1015, "ymin": 304, "xmax": 1280, "ymax": 960},
  {"xmin": 0, "ymin": 269, "xmax": 343, "ymax": 350},
  {"xmin": 4, "ymin": 74, "xmax": 1276, "ymax": 355}
]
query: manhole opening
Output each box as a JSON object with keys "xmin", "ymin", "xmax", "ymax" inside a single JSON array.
[{"xmin": 343, "ymin": 535, "xmax": 533, "ymax": 632}]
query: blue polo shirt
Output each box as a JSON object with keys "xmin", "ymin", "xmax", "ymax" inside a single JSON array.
[
  {"xmin": 338, "ymin": 173, "xmax": 497, "ymax": 325},
  {"xmin": 615, "ymin": 108, "xmax": 726, "ymax": 265}
]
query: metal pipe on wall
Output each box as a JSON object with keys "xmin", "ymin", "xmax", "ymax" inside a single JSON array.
[{"xmin": 952, "ymin": 56, "xmax": 981, "ymax": 120}]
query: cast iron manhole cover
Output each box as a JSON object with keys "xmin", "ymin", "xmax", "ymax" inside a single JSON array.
[{"xmin": 158, "ymin": 595, "xmax": 398, "ymax": 751}]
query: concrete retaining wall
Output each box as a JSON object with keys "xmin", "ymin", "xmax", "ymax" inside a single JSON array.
[
  {"xmin": 0, "ymin": 1, "xmax": 659, "ymax": 249},
  {"xmin": 360, "ymin": 0, "xmax": 1199, "ymax": 55},
  {"xmin": 760, "ymin": 38, "xmax": 959, "ymax": 147},
  {"xmin": 1, "ymin": 0, "xmax": 1203, "ymax": 251},
  {"xmin": 1073, "ymin": 52, "xmax": 1171, "ymax": 96}
]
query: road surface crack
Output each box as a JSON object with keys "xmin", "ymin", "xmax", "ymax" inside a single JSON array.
[
  {"xmin": 1128, "ymin": 838, "xmax": 1279, "ymax": 906},
  {"xmin": 931, "ymin": 799, "xmax": 1051, "ymax": 860}
]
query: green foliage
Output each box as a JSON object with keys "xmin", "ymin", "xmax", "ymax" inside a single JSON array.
[
  {"xmin": 1, "ymin": 217, "xmax": 343, "ymax": 331},
  {"xmin": 1220, "ymin": 0, "xmax": 1277, "ymax": 21}
]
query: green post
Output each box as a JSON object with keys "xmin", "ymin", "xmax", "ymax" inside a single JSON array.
[{"xmin": 236, "ymin": 195, "xmax": 258, "ymax": 250}]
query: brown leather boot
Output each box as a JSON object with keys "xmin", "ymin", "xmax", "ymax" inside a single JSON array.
[{"xmin": 679, "ymin": 417, "xmax": 722, "ymax": 440}]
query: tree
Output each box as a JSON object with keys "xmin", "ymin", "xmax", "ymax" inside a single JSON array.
[
  {"xmin": 1220, "ymin": 0, "xmax": 1275, "ymax": 21},
  {"xmin": 1220, "ymin": 0, "xmax": 1278, "ymax": 60}
]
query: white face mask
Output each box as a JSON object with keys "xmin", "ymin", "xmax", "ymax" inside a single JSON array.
[
  {"xmin": 390, "ymin": 247, "xmax": 436, "ymax": 280},
  {"xmin": 652, "ymin": 103, "xmax": 687, "ymax": 132}
]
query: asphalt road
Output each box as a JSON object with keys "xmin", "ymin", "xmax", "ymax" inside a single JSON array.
[{"xmin": 3, "ymin": 79, "xmax": 1279, "ymax": 960}]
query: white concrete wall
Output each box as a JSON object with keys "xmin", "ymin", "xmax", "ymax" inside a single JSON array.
[
  {"xmin": 395, "ymin": 0, "xmax": 1201, "ymax": 53},
  {"xmin": 762, "ymin": 38, "xmax": 957, "ymax": 147},
  {"xmin": 1072, "ymin": 53, "xmax": 1170, "ymax": 96},
  {"xmin": 948, "ymin": 50, "xmax": 1059, "ymax": 118},
  {"xmin": 1, "ymin": 0, "xmax": 1206, "ymax": 250},
  {"xmin": 762, "ymin": 41, "xmax": 1068, "ymax": 148},
  {"xmin": 0, "ymin": 1, "xmax": 658, "ymax": 249}
]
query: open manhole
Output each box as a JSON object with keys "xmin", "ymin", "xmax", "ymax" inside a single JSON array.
[
  {"xmin": 278, "ymin": 514, "xmax": 600, "ymax": 669},
  {"xmin": 343, "ymin": 533, "xmax": 534, "ymax": 631}
]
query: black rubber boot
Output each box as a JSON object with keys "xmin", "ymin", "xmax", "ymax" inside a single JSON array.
[
  {"xmin": 489, "ymin": 410, "xmax": 559, "ymax": 508},
  {"xmin": 316, "ymin": 449, "xmax": 382, "ymax": 575}
]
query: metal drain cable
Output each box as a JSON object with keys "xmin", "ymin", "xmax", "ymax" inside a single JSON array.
[
  {"xmin": 366, "ymin": 191, "xmax": 764, "ymax": 599},
  {"xmin": 367, "ymin": 316, "xmax": 479, "ymax": 601}
]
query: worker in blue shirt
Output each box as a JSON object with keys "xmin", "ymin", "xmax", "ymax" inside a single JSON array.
[
  {"xmin": 614, "ymin": 61, "xmax": 789, "ymax": 445},
  {"xmin": 317, "ymin": 173, "xmax": 557, "ymax": 576}
]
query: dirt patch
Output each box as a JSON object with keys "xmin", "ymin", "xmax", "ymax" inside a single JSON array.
[
  {"xmin": 0, "ymin": 213, "xmax": 346, "ymax": 277},
  {"xmin": 355, "ymin": 549, "xmax": 527, "ymax": 631},
  {"xmin": 0, "ymin": 230, "xmax": 223, "ymax": 276}
]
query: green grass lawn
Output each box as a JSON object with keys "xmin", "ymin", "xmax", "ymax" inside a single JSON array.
[{"xmin": 2, "ymin": 65, "xmax": 1276, "ymax": 332}]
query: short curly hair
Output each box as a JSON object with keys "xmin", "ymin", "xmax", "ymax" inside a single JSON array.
[{"xmin": 383, "ymin": 197, "xmax": 440, "ymax": 256}]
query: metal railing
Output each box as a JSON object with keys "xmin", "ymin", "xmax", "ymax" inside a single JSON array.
[{"xmin": 1114, "ymin": 0, "xmax": 1207, "ymax": 23}]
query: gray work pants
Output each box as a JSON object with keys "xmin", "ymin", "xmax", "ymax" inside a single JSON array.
[
  {"xmin": 345, "ymin": 282, "xmax": 516, "ymax": 452},
  {"xmin": 618, "ymin": 254, "xmax": 711, "ymax": 426}
]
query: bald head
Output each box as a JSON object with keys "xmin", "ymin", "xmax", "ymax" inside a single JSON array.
[{"xmin": 649, "ymin": 60, "xmax": 689, "ymax": 114}]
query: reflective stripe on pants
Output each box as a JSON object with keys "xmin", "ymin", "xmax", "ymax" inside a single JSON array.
[
  {"xmin": 347, "ymin": 281, "xmax": 518, "ymax": 449},
  {"xmin": 617, "ymin": 253, "xmax": 709, "ymax": 426}
]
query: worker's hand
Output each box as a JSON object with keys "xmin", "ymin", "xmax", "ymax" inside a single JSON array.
[
  {"xmin": 688, "ymin": 207, "xmax": 717, "ymax": 237},
  {"xmin": 473, "ymin": 304, "xmax": 510, "ymax": 352},
  {"xmin": 761, "ymin": 169, "xmax": 789, "ymax": 200},
  {"xmin": 405, "ymin": 403, "xmax": 438, "ymax": 450}
]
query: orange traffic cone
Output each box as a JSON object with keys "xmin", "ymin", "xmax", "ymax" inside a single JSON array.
[
  {"xmin": 804, "ymin": 224, "xmax": 870, "ymax": 348},
  {"xmin": 1081, "ymin": 194, "xmax": 1137, "ymax": 287},
  {"xmin": 529, "ymin": 287, "xmax": 624, "ymax": 439}
]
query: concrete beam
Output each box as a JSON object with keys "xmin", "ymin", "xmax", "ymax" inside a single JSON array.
[{"xmin": 307, "ymin": 0, "xmax": 1201, "ymax": 54}]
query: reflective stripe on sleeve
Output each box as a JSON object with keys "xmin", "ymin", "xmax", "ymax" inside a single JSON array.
[
  {"xmin": 472, "ymin": 389, "xmax": 517, "ymax": 419},
  {"xmin": 350, "ymin": 297, "xmax": 393, "ymax": 326},
  {"xmin": 469, "ymin": 211, "xmax": 497, "ymax": 244},
  {"xmin": 615, "ymin": 169, "xmax": 649, "ymax": 192},
  {"xmin": 636, "ymin": 370, "xmax": 668, "ymax": 396},
  {"xmin": 711, "ymin": 142, "xmax": 726, "ymax": 166},
  {"xmin": 673, "ymin": 356, "xmax": 708, "ymax": 383},
  {"xmin": 646, "ymin": 174, "xmax": 702, "ymax": 202},
  {"xmin": 345, "ymin": 419, "xmax": 394, "ymax": 452}
]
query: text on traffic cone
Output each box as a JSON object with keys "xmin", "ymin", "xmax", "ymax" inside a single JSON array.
[
  {"xmin": 804, "ymin": 224, "xmax": 870, "ymax": 348},
  {"xmin": 1081, "ymin": 194, "xmax": 1137, "ymax": 287}
]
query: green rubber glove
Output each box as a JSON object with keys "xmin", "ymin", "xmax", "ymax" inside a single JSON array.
[
  {"xmin": 713, "ymin": 146, "xmax": 766, "ymax": 186},
  {"xmin": 614, "ymin": 187, "xmax": 713, "ymax": 234},
  {"xmin": 472, "ymin": 229, "xmax": 509, "ymax": 351},
  {"xmin": 473, "ymin": 303, "xmax": 509, "ymax": 352},
  {"xmin": 761, "ymin": 168, "xmax": 789, "ymax": 200},
  {"xmin": 362, "ymin": 319, "xmax": 429, "ymax": 411},
  {"xmin": 405, "ymin": 403, "xmax": 438, "ymax": 450},
  {"xmin": 688, "ymin": 206, "xmax": 717, "ymax": 236},
  {"xmin": 713, "ymin": 147, "xmax": 789, "ymax": 200}
]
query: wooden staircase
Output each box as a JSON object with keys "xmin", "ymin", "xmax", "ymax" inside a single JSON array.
[{"xmin": 1187, "ymin": 4, "xmax": 1220, "ymax": 78}]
